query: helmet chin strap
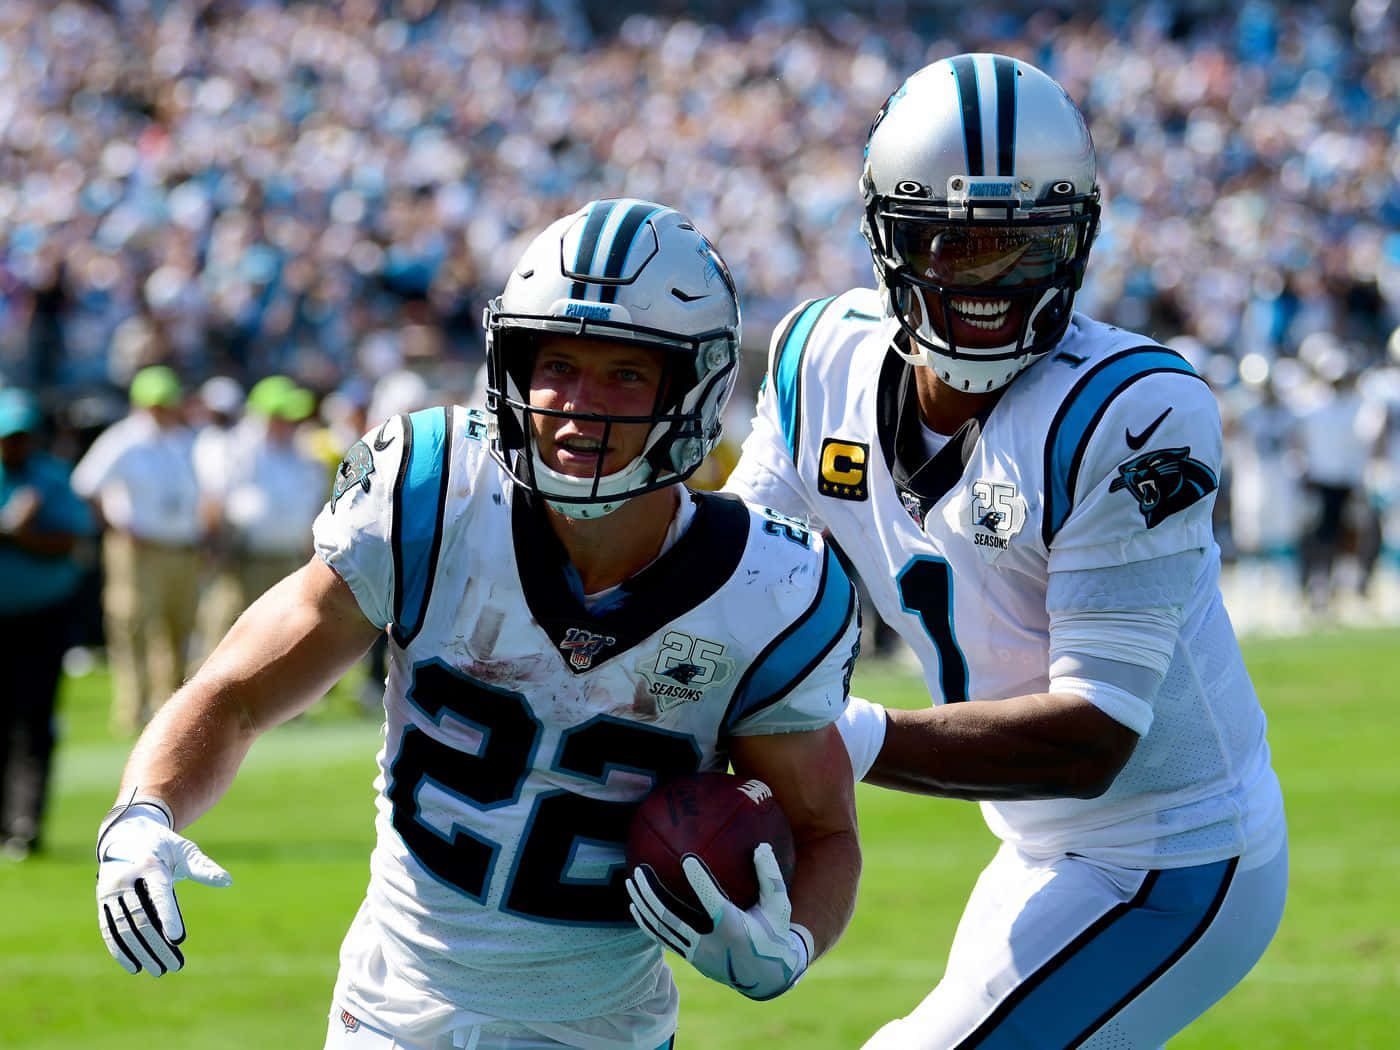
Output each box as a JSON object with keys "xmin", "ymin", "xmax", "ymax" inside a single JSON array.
[
  {"xmin": 545, "ymin": 496, "xmax": 623, "ymax": 521},
  {"xmin": 530, "ymin": 446, "xmax": 657, "ymax": 520},
  {"xmin": 886, "ymin": 284, "xmax": 1062, "ymax": 392},
  {"xmin": 903, "ymin": 285, "xmax": 1059, "ymax": 360}
]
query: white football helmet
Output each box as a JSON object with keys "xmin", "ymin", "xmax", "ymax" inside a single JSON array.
[
  {"xmin": 861, "ymin": 53, "xmax": 1101, "ymax": 392},
  {"xmin": 484, "ymin": 199, "xmax": 741, "ymax": 518}
]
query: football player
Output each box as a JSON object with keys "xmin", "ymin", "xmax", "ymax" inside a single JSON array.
[
  {"xmin": 724, "ymin": 55, "xmax": 1288, "ymax": 1049},
  {"xmin": 95, "ymin": 199, "xmax": 862, "ymax": 1049}
]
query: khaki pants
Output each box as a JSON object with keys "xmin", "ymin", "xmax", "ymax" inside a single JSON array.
[
  {"xmin": 194, "ymin": 551, "xmax": 305, "ymax": 666},
  {"xmin": 102, "ymin": 531, "xmax": 202, "ymax": 735}
]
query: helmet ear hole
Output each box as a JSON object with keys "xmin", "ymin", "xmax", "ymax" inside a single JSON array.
[{"xmin": 662, "ymin": 428, "xmax": 704, "ymax": 476}]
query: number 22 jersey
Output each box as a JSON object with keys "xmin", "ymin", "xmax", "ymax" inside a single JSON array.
[{"xmin": 312, "ymin": 405, "xmax": 858, "ymax": 1041}]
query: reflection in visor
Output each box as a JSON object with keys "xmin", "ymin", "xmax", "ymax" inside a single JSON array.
[{"xmin": 893, "ymin": 224, "xmax": 1078, "ymax": 289}]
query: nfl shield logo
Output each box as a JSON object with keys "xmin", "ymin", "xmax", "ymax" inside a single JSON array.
[
  {"xmin": 560, "ymin": 627, "xmax": 616, "ymax": 670},
  {"xmin": 900, "ymin": 489, "xmax": 925, "ymax": 525},
  {"xmin": 339, "ymin": 1009, "xmax": 361, "ymax": 1033}
]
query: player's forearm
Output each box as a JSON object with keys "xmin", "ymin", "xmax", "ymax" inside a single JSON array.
[
  {"xmin": 117, "ymin": 560, "xmax": 379, "ymax": 829},
  {"xmin": 868, "ymin": 692, "xmax": 1137, "ymax": 801},
  {"xmin": 789, "ymin": 827, "xmax": 861, "ymax": 959},
  {"xmin": 117, "ymin": 682, "xmax": 262, "ymax": 831}
]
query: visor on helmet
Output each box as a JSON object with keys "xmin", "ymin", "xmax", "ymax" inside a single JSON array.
[{"xmin": 892, "ymin": 223, "xmax": 1080, "ymax": 291}]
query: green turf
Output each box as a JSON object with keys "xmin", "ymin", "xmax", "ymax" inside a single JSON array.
[{"xmin": 3, "ymin": 629, "xmax": 1397, "ymax": 1048}]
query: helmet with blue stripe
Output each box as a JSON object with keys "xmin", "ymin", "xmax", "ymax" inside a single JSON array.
[
  {"xmin": 861, "ymin": 54, "xmax": 1100, "ymax": 392},
  {"xmin": 484, "ymin": 198, "xmax": 742, "ymax": 518}
]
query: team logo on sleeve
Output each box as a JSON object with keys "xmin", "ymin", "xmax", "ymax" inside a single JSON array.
[
  {"xmin": 818, "ymin": 438, "xmax": 870, "ymax": 501},
  {"xmin": 641, "ymin": 630, "xmax": 734, "ymax": 709},
  {"xmin": 560, "ymin": 627, "xmax": 617, "ymax": 671},
  {"xmin": 331, "ymin": 440, "xmax": 375, "ymax": 511},
  {"xmin": 1109, "ymin": 447, "xmax": 1218, "ymax": 528},
  {"xmin": 966, "ymin": 479, "xmax": 1027, "ymax": 562}
]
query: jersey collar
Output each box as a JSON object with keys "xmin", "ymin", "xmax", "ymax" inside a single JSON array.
[
  {"xmin": 876, "ymin": 353, "xmax": 1005, "ymax": 523},
  {"xmin": 511, "ymin": 486, "xmax": 750, "ymax": 674}
]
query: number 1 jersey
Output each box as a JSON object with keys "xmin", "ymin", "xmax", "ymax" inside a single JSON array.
[{"xmin": 726, "ymin": 291, "xmax": 1284, "ymax": 873}]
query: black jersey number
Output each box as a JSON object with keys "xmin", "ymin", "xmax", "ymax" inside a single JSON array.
[
  {"xmin": 896, "ymin": 556, "xmax": 969, "ymax": 702},
  {"xmin": 386, "ymin": 658, "xmax": 702, "ymax": 924}
]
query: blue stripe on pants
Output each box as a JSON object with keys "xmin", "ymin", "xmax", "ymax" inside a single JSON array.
[{"xmin": 961, "ymin": 858, "xmax": 1238, "ymax": 1049}]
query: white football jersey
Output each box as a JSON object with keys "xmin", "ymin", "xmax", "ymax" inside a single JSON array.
[
  {"xmin": 312, "ymin": 406, "xmax": 859, "ymax": 1040},
  {"xmin": 727, "ymin": 289, "xmax": 1284, "ymax": 870}
]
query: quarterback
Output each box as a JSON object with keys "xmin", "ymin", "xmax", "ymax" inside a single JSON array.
[
  {"xmin": 725, "ymin": 56, "xmax": 1287, "ymax": 1048},
  {"xmin": 95, "ymin": 200, "xmax": 862, "ymax": 1049}
]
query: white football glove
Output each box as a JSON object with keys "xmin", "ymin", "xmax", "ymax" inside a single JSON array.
[
  {"xmin": 626, "ymin": 842, "xmax": 813, "ymax": 1001},
  {"xmin": 96, "ymin": 799, "xmax": 231, "ymax": 976}
]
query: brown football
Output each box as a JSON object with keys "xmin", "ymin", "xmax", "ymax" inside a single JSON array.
[{"xmin": 626, "ymin": 772, "xmax": 796, "ymax": 930}]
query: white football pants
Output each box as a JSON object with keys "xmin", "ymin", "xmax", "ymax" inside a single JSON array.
[
  {"xmin": 323, "ymin": 1006, "xmax": 675, "ymax": 1050},
  {"xmin": 861, "ymin": 836, "xmax": 1288, "ymax": 1049}
]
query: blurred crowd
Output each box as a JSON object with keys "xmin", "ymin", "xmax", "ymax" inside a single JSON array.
[
  {"xmin": 3, "ymin": 2, "xmax": 1397, "ymax": 382},
  {"xmin": 3, "ymin": 0, "xmax": 1400, "ymax": 671}
]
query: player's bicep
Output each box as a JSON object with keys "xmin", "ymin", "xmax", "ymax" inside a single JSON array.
[{"xmin": 196, "ymin": 556, "xmax": 382, "ymax": 733}]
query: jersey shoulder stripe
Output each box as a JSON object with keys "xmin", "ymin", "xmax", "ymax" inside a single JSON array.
[
  {"xmin": 769, "ymin": 296, "xmax": 838, "ymax": 463},
  {"xmin": 391, "ymin": 404, "xmax": 455, "ymax": 646},
  {"xmin": 723, "ymin": 543, "xmax": 856, "ymax": 731},
  {"xmin": 1041, "ymin": 347, "xmax": 1204, "ymax": 545}
]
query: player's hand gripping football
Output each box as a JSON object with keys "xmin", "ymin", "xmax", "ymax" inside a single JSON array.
[
  {"xmin": 626, "ymin": 842, "xmax": 813, "ymax": 1001},
  {"xmin": 96, "ymin": 800, "xmax": 232, "ymax": 976}
]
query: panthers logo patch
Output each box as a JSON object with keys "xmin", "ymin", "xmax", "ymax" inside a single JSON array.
[
  {"xmin": 661, "ymin": 662, "xmax": 705, "ymax": 684},
  {"xmin": 1109, "ymin": 447, "xmax": 1218, "ymax": 528},
  {"xmin": 331, "ymin": 440, "xmax": 375, "ymax": 511}
]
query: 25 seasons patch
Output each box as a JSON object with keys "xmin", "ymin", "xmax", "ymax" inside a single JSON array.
[
  {"xmin": 818, "ymin": 438, "xmax": 869, "ymax": 501},
  {"xmin": 965, "ymin": 479, "xmax": 1027, "ymax": 563},
  {"xmin": 640, "ymin": 630, "xmax": 735, "ymax": 710}
]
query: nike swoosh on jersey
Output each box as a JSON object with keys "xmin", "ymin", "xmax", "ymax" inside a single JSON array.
[
  {"xmin": 372, "ymin": 420, "xmax": 396, "ymax": 451},
  {"xmin": 1125, "ymin": 407, "xmax": 1172, "ymax": 450}
]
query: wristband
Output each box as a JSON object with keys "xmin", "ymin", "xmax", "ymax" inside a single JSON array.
[
  {"xmin": 835, "ymin": 695, "xmax": 888, "ymax": 782},
  {"xmin": 790, "ymin": 922, "xmax": 815, "ymax": 970},
  {"xmin": 96, "ymin": 789, "xmax": 175, "ymax": 860}
]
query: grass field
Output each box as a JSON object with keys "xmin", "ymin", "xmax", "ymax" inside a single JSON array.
[{"xmin": 3, "ymin": 627, "xmax": 1398, "ymax": 1048}]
